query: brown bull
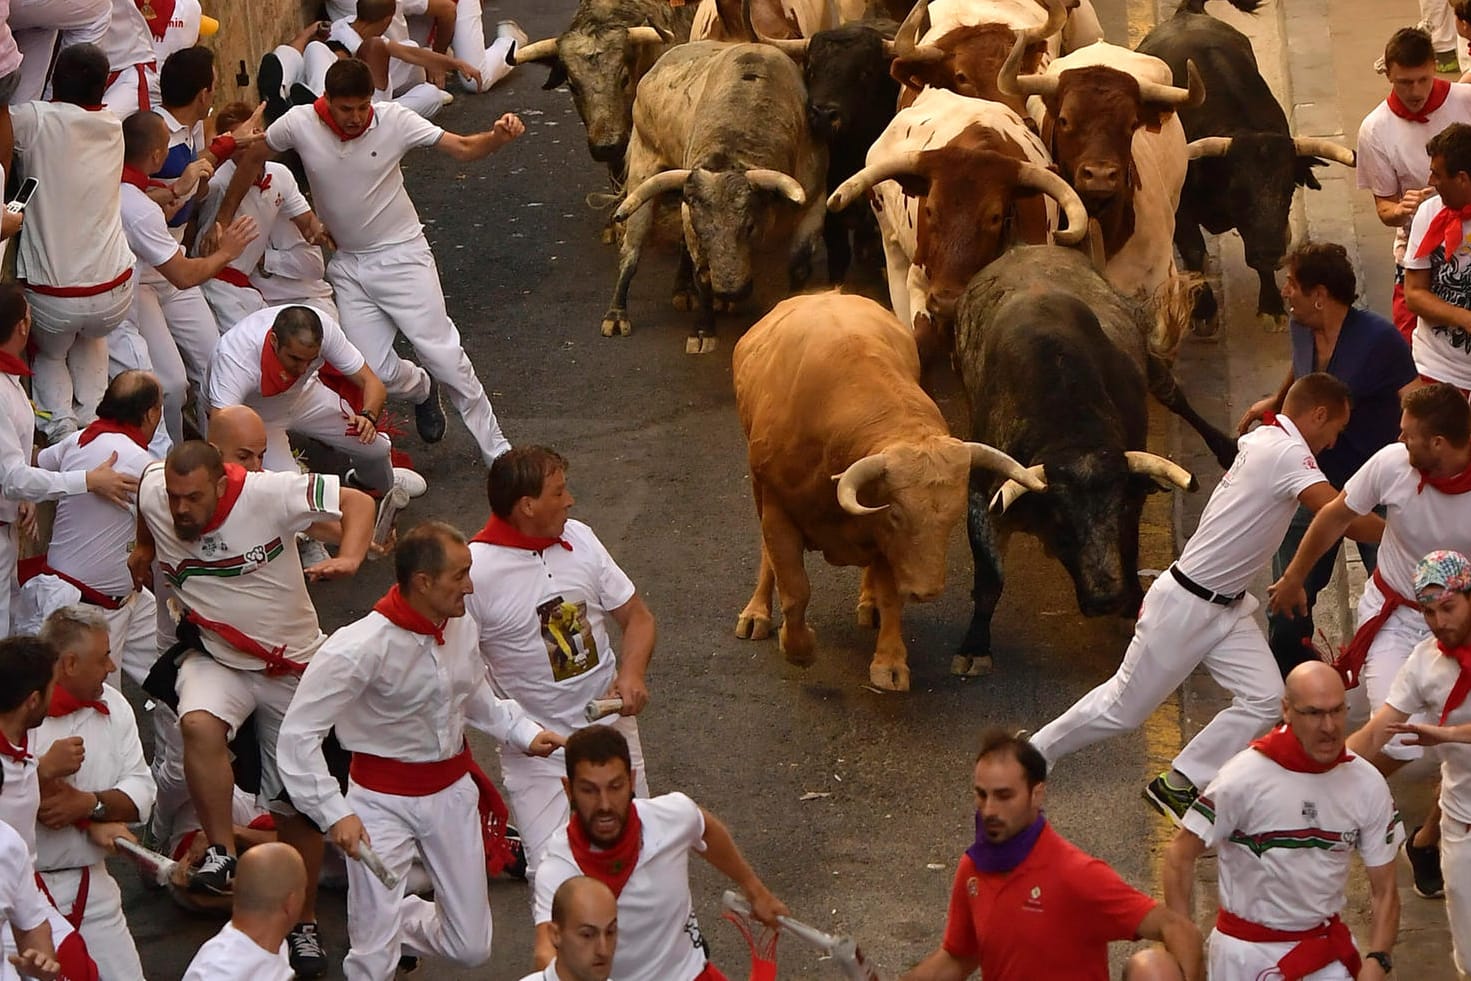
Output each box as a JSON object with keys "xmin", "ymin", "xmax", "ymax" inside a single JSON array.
[
  {"xmin": 732, "ymin": 292, "xmax": 1044, "ymax": 691},
  {"xmin": 889, "ymin": 0, "xmax": 1063, "ymax": 114}
]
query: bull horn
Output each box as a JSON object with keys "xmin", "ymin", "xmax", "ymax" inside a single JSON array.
[
  {"xmin": 746, "ymin": 169, "xmax": 806, "ymax": 204},
  {"xmin": 1138, "ymin": 59, "xmax": 1205, "ymax": 109},
  {"xmin": 1016, "ymin": 161, "xmax": 1089, "ymax": 246},
  {"xmin": 1026, "ymin": 0, "xmax": 1068, "ymax": 41},
  {"xmin": 614, "ymin": 169, "xmax": 692, "ymax": 222},
  {"xmin": 997, "ymin": 31, "xmax": 1059, "ymax": 99},
  {"xmin": 1293, "ymin": 137, "xmax": 1357, "ymax": 167},
  {"xmin": 1125, "ymin": 451, "xmax": 1198, "ymax": 492},
  {"xmin": 752, "ymin": 18, "xmax": 811, "ymax": 60},
  {"xmin": 513, "ymin": 37, "xmax": 559, "ymax": 64},
  {"xmin": 988, "ymin": 465, "xmax": 1048, "ymax": 515},
  {"xmin": 967, "ymin": 443, "xmax": 1047, "ymax": 489},
  {"xmin": 894, "ymin": 0, "xmax": 929, "ymax": 55},
  {"xmin": 827, "ymin": 150, "xmax": 926, "ymax": 211},
  {"xmin": 833, "ymin": 454, "xmax": 890, "ymax": 515},
  {"xmin": 627, "ymin": 25, "xmax": 673, "ymax": 46},
  {"xmin": 1186, "ymin": 136, "xmax": 1232, "ymax": 159}
]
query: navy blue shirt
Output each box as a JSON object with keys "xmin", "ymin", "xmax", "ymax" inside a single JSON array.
[{"xmin": 1289, "ymin": 307, "xmax": 1417, "ymax": 488}]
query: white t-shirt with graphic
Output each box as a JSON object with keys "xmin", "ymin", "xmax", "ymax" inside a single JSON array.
[{"xmin": 1404, "ymin": 193, "xmax": 1471, "ymax": 387}]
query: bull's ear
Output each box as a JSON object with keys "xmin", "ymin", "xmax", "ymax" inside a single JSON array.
[
  {"xmin": 541, "ymin": 60, "xmax": 569, "ymax": 90},
  {"xmin": 1295, "ymin": 159, "xmax": 1324, "ymax": 190},
  {"xmin": 1137, "ymin": 106, "xmax": 1171, "ymax": 132},
  {"xmin": 889, "ymin": 57, "xmax": 946, "ymax": 95}
]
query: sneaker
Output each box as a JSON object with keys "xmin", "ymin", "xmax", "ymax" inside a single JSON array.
[
  {"xmin": 287, "ymin": 922, "xmax": 328, "ymax": 979},
  {"xmin": 289, "ymin": 82, "xmax": 318, "ymax": 107},
  {"xmin": 1143, "ymin": 772, "xmax": 1198, "ymax": 828},
  {"xmin": 256, "ymin": 52, "xmax": 290, "ymax": 123},
  {"xmin": 438, "ymin": 89, "xmax": 455, "ymax": 107},
  {"xmin": 346, "ymin": 467, "xmax": 427, "ymax": 499},
  {"xmin": 1438, "ymin": 50, "xmax": 1462, "ymax": 74},
  {"xmin": 188, "ymin": 845, "xmax": 236, "ymax": 895},
  {"xmin": 496, "ymin": 19, "xmax": 529, "ymax": 47},
  {"xmin": 1404, "ymin": 825, "xmax": 1445, "ymax": 898},
  {"xmin": 414, "ymin": 378, "xmax": 446, "ymax": 443},
  {"xmin": 503, "ymin": 823, "xmax": 528, "ymax": 880}
]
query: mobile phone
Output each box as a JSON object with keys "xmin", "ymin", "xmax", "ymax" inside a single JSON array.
[{"xmin": 6, "ymin": 177, "xmax": 38, "ymax": 214}]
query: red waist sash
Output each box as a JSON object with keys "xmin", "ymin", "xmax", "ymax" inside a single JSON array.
[
  {"xmin": 213, "ymin": 266, "xmax": 260, "ymax": 292},
  {"xmin": 185, "ymin": 609, "xmax": 305, "ymax": 676},
  {"xmin": 35, "ymin": 868, "xmax": 90, "ymax": 931},
  {"xmin": 43, "ymin": 563, "xmax": 134, "ymax": 610},
  {"xmin": 1215, "ymin": 908, "xmax": 1361, "ymax": 979},
  {"xmin": 1333, "ymin": 567, "xmax": 1411, "ymax": 690}
]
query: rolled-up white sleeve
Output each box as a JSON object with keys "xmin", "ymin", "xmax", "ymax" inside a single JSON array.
[
  {"xmin": 464, "ymin": 683, "xmax": 542, "ymax": 753},
  {"xmin": 279, "ymin": 641, "xmax": 375, "ymax": 830},
  {"xmin": 0, "ymin": 383, "xmax": 87, "ymax": 501}
]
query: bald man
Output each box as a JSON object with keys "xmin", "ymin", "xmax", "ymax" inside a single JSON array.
[
  {"xmin": 520, "ymin": 876, "xmax": 617, "ymax": 981},
  {"xmin": 183, "ymin": 842, "xmax": 306, "ymax": 980},
  {"xmin": 1165, "ymin": 663, "xmax": 1401, "ymax": 980}
]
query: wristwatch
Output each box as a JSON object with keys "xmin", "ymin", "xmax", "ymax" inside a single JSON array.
[
  {"xmin": 1366, "ymin": 950, "xmax": 1393, "ymax": 973},
  {"xmin": 89, "ymin": 796, "xmax": 106, "ymax": 823}
]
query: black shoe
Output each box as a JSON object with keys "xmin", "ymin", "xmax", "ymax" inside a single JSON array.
[
  {"xmin": 415, "ymin": 379, "xmax": 446, "ymax": 443},
  {"xmin": 188, "ymin": 845, "xmax": 236, "ymax": 895},
  {"xmin": 1143, "ymin": 772, "xmax": 1198, "ymax": 829},
  {"xmin": 503, "ymin": 823, "xmax": 528, "ymax": 880},
  {"xmin": 396, "ymin": 955, "xmax": 420, "ymax": 975},
  {"xmin": 1405, "ymin": 825, "xmax": 1445, "ymax": 898},
  {"xmin": 256, "ymin": 53, "xmax": 289, "ymax": 123},
  {"xmin": 287, "ymin": 922, "xmax": 328, "ymax": 978},
  {"xmin": 289, "ymin": 82, "xmax": 318, "ymax": 107}
]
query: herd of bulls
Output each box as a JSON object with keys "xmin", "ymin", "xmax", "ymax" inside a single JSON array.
[{"xmin": 515, "ymin": 0, "xmax": 1357, "ymax": 691}]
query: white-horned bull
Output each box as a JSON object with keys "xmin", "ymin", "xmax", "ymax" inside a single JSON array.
[
  {"xmin": 692, "ymin": 0, "xmax": 843, "ymax": 39},
  {"xmin": 732, "ymin": 292, "xmax": 1045, "ymax": 691}
]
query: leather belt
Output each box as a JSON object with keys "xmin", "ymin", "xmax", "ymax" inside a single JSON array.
[{"xmin": 1169, "ymin": 565, "xmax": 1244, "ymax": 607}]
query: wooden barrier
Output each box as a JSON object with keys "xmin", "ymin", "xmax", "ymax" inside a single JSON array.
[{"xmin": 202, "ymin": 0, "xmax": 323, "ymax": 109}]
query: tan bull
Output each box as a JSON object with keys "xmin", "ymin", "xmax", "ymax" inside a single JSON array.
[{"xmin": 732, "ymin": 292, "xmax": 1044, "ymax": 691}]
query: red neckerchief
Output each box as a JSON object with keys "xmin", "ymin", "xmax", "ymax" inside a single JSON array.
[
  {"xmin": 1419, "ymin": 457, "xmax": 1471, "ymax": 495},
  {"xmin": 313, "ymin": 96, "xmax": 373, "ymax": 142},
  {"xmin": 372, "ymin": 584, "xmax": 445, "ymax": 645},
  {"xmin": 121, "ymin": 164, "xmax": 152, "ymax": 191},
  {"xmin": 259, "ymin": 330, "xmax": 307, "ymax": 397},
  {"xmin": 48, "ymin": 686, "xmax": 109, "ymax": 718},
  {"xmin": 139, "ymin": 0, "xmax": 177, "ymax": 41},
  {"xmin": 0, "ymin": 351, "xmax": 31, "ymax": 377},
  {"xmin": 470, "ymin": 514, "xmax": 572, "ymax": 553},
  {"xmin": 567, "ymin": 799, "xmax": 642, "ymax": 897},
  {"xmin": 1437, "ymin": 640, "xmax": 1471, "ymax": 724},
  {"xmin": 255, "ymin": 172, "xmax": 272, "ymax": 192},
  {"xmin": 1250, "ymin": 724, "xmax": 1351, "ymax": 773},
  {"xmin": 199, "ymin": 464, "xmax": 247, "ymax": 535},
  {"xmin": 1413, "ymin": 201, "xmax": 1471, "ymax": 260},
  {"xmin": 0, "ymin": 731, "xmax": 29, "ymax": 764},
  {"xmin": 78, "ymin": 418, "xmax": 150, "ymax": 451},
  {"xmin": 1388, "ymin": 78, "xmax": 1451, "ymax": 123},
  {"xmin": 1261, "ymin": 411, "xmax": 1287, "ymax": 430}
]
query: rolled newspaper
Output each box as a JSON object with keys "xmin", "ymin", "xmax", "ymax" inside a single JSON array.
[
  {"xmin": 722, "ymin": 891, "xmax": 884, "ymax": 981},
  {"xmin": 369, "ymin": 485, "xmax": 412, "ymax": 556},
  {"xmin": 357, "ymin": 842, "xmax": 400, "ymax": 889},
  {"xmin": 584, "ymin": 697, "xmax": 624, "ymax": 722},
  {"xmin": 114, "ymin": 837, "xmax": 179, "ymax": 888}
]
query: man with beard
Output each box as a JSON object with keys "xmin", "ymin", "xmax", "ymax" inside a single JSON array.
[
  {"xmin": 901, "ymin": 729, "xmax": 1203, "ymax": 981},
  {"xmin": 520, "ymin": 877, "xmax": 618, "ymax": 981},
  {"xmin": 1404, "ymin": 122, "xmax": 1471, "ymax": 394},
  {"xmin": 531, "ymin": 726, "xmax": 785, "ymax": 980}
]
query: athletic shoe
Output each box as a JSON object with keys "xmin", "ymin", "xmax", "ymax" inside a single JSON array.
[
  {"xmin": 438, "ymin": 89, "xmax": 455, "ymax": 107},
  {"xmin": 497, "ymin": 19, "xmax": 529, "ymax": 47},
  {"xmin": 503, "ymin": 823, "xmax": 528, "ymax": 880},
  {"xmin": 415, "ymin": 379, "xmax": 446, "ymax": 443},
  {"xmin": 397, "ymin": 955, "xmax": 420, "ymax": 976},
  {"xmin": 257, "ymin": 53, "xmax": 289, "ymax": 123},
  {"xmin": 289, "ymin": 82, "xmax": 318, "ymax": 107},
  {"xmin": 188, "ymin": 845, "xmax": 236, "ymax": 895},
  {"xmin": 1143, "ymin": 772, "xmax": 1198, "ymax": 828},
  {"xmin": 1437, "ymin": 51, "xmax": 1462, "ymax": 74},
  {"xmin": 287, "ymin": 923, "xmax": 328, "ymax": 979},
  {"xmin": 298, "ymin": 535, "xmax": 331, "ymax": 568},
  {"xmin": 345, "ymin": 467, "xmax": 428, "ymax": 499},
  {"xmin": 1404, "ymin": 825, "xmax": 1445, "ymax": 898}
]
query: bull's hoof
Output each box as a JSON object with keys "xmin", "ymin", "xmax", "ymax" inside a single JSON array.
[
  {"xmin": 600, "ymin": 224, "xmax": 617, "ymax": 246},
  {"xmin": 1190, "ymin": 313, "xmax": 1222, "ymax": 339},
  {"xmin": 779, "ymin": 623, "xmax": 816, "ymax": 666},
  {"xmin": 950, "ymin": 654, "xmax": 994, "ymax": 678},
  {"xmin": 869, "ymin": 660, "xmax": 911, "ymax": 692},
  {"xmin": 601, "ymin": 312, "xmax": 631, "ymax": 337},
  {"xmin": 685, "ymin": 334, "xmax": 718, "ymax": 355},
  {"xmin": 714, "ymin": 298, "xmax": 740, "ymax": 315},
  {"xmin": 734, "ymin": 611, "xmax": 772, "ymax": 641},
  {"xmin": 855, "ymin": 601, "xmax": 878, "ymax": 629},
  {"xmin": 1257, "ymin": 312, "xmax": 1288, "ymax": 333},
  {"xmin": 671, "ymin": 288, "xmax": 698, "ymax": 311}
]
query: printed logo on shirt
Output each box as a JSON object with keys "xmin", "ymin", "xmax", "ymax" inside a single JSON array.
[
  {"xmin": 1301, "ymin": 455, "xmax": 1318, "ymax": 471},
  {"xmin": 537, "ymin": 595, "xmax": 601, "ymax": 682},
  {"xmin": 1425, "ymin": 238, "xmax": 1471, "ymax": 357},
  {"xmin": 1022, "ymin": 885, "xmax": 1044, "ymax": 912},
  {"xmin": 966, "ymin": 876, "xmax": 979, "ymax": 898},
  {"xmin": 162, "ymin": 537, "xmax": 286, "ymax": 585},
  {"xmin": 1302, "ymin": 801, "xmax": 1317, "ymax": 823},
  {"xmin": 684, "ymin": 913, "xmax": 709, "ymax": 955}
]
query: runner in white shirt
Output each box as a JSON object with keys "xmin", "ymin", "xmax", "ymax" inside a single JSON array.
[
  {"xmin": 183, "ymin": 842, "xmax": 305, "ymax": 981},
  {"xmin": 230, "ymin": 56, "xmax": 524, "ymax": 466},
  {"xmin": 1351, "ymin": 549, "xmax": 1471, "ymax": 975},
  {"xmin": 130, "ymin": 440, "xmax": 373, "ymax": 977},
  {"xmin": 533, "ymin": 726, "xmax": 785, "ymax": 981},
  {"xmin": 324, "ymin": 0, "xmax": 520, "ymax": 96},
  {"xmin": 12, "ymin": 45, "xmax": 136, "ymax": 443},
  {"xmin": 467, "ymin": 447, "xmax": 656, "ymax": 890},
  {"xmin": 31, "ymin": 608, "xmax": 155, "ymax": 981},
  {"xmin": 520, "ymin": 876, "xmax": 618, "ymax": 981},
  {"xmin": 146, "ymin": 0, "xmax": 215, "ymax": 66},
  {"xmin": 1030, "ymin": 375, "xmax": 1378, "ymax": 823},
  {"xmin": 1404, "ymin": 121, "xmax": 1471, "ymax": 392},
  {"xmin": 5, "ymin": 0, "xmax": 110, "ymax": 104},
  {"xmin": 326, "ymin": 0, "xmax": 475, "ymax": 120},
  {"xmin": 280, "ymin": 522, "xmax": 563, "ymax": 981},
  {"xmin": 0, "ymin": 821, "xmax": 61, "ymax": 981},
  {"xmin": 99, "ymin": 0, "xmax": 161, "ymax": 116},
  {"xmin": 1164, "ymin": 662, "xmax": 1401, "ymax": 981}
]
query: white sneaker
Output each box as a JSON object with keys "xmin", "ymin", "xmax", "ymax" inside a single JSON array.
[
  {"xmin": 496, "ymin": 19, "xmax": 529, "ymax": 47},
  {"xmin": 439, "ymin": 89, "xmax": 454, "ymax": 107},
  {"xmin": 392, "ymin": 467, "xmax": 428, "ymax": 498}
]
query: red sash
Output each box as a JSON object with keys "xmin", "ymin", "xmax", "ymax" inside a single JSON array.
[
  {"xmin": 26, "ymin": 266, "xmax": 133, "ymax": 299},
  {"xmin": 185, "ymin": 608, "xmax": 305, "ymax": 676},
  {"xmin": 213, "ymin": 266, "xmax": 260, "ymax": 293},
  {"xmin": 1332, "ymin": 568, "xmax": 1410, "ymax": 689},
  {"xmin": 1214, "ymin": 908, "xmax": 1361, "ymax": 979},
  {"xmin": 103, "ymin": 63, "xmax": 155, "ymax": 112},
  {"xmin": 35, "ymin": 868, "xmax": 90, "ymax": 931},
  {"xmin": 36, "ymin": 561, "xmax": 133, "ymax": 610}
]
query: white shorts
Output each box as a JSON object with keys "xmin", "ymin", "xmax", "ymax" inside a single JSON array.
[{"xmin": 1207, "ymin": 929, "xmax": 1355, "ymax": 980}]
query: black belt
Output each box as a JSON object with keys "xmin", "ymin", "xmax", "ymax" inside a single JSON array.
[{"xmin": 1169, "ymin": 565, "xmax": 1244, "ymax": 606}]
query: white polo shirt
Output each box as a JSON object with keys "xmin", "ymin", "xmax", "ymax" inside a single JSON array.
[
  {"xmin": 265, "ymin": 101, "xmax": 444, "ymax": 253},
  {"xmin": 0, "ymin": 372, "xmax": 89, "ymax": 524},
  {"xmin": 182, "ymin": 922, "xmax": 292, "ymax": 981},
  {"xmin": 0, "ymin": 732, "xmax": 38, "ymax": 857},
  {"xmin": 11, "ymin": 102, "xmax": 132, "ymax": 290},
  {"xmin": 196, "ymin": 161, "xmax": 311, "ymax": 277},
  {"xmin": 149, "ymin": 0, "xmax": 203, "ymax": 64},
  {"xmin": 205, "ymin": 304, "xmax": 365, "ymax": 412},
  {"xmin": 1404, "ymin": 193, "xmax": 1471, "ymax": 387},
  {"xmin": 1183, "ymin": 743, "xmax": 1401, "ymax": 932},
  {"xmin": 1175, "ymin": 415, "xmax": 1327, "ymax": 596},
  {"xmin": 1343, "ymin": 442, "xmax": 1471, "ymax": 600},
  {"xmin": 1388, "ymin": 635, "xmax": 1471, "ymax": 823},
  {"xmin": 38, "ymin": 429, "xmax": 156, "ymax": 595},
  {"xmin": 535, "ymin": 793, "xmax": 711, "ymax": 981},
  {"xmin": 101, "ymin": 0, "xmax": 157, "ymax": 71},
  {"xmin": 0, "ymin": 822, "xmax": 49, "ymax": 971},
  {"xmin": 467, "ymin": 520, "xmax": 636, "ymax": 735},
  {"xmin": 119, "ymin": 181, "xmax": 183, "ymax": 288}
]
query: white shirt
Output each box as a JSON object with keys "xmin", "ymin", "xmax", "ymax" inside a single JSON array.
[
  {"xmin": 1403, "ymin": 193, "xmax": 1471, "ymax": 386},
  {"xmin": 196, "ymin": 161, "xmax": 311, "ymax": 277},
  {"xmin": 1176, "ymin": 416, "xmax": 1327, "ymax": 596},
  {"xmin": 206, "ymin": 304, "xmax": 366, "ymax": 412},
  {"xmin": 279, "ymin": 610, "xmax": 544, "ymax": 831},
  {"xmin": 0, "ymin": 823, "xmax": 48, "ymax": 957},
  {"xmin": 119, "ymin": 181, "xmax": 183, "ymax": 287},
  {"xmin": 0, "ymin": 372, "xmax": 89, "ymax": 524},
  {"xmin": 100, "ymin": 0, "xmax": 157, "ymax": 71},
  {"xmin": 535, "ymin": 793, "xmax": 710, "ymax": 981},
  {"xmin": 0, "ymin": 733, "xmax": 38, "ymax": 858},
  {"xmin": 265, "ymin": 101, "xmax": 444, "ymax": 253},
  {"xmin": 37, "ymin": 430, "xmax": 156, "ymax": 595},
  {"xmin": 518, "ymin": 965, "xmax": 559, "ymax": 981},
  {"xmin": 33, "ymin": 685, "xmax": 155, "ymax": 872},
  {"xmin": 149, "ymin": 0, "xmax": 203, "ymax": 64},
  {"xmin": 11, "ymin": 102, "xmax": 132, "ymax": 289},
  {"xmin": 254, "ymin": 223, "xmax": 333, "ymax": 308},
  {"xmin": 1388, "ymin": 635, "xmax": 1471, "ymax": 823},
  {"xmin": 1355, "ymin": 86, "xmax": 1471, "ymax": 264},
  {"xmin": 467, "ymin": 521, "xmax": 637, "ymax": 735},
  {"xmin": 1343, "ymin": 442, "xmax": 1471, "ymax": 600},
  {"xmin": 1182, "ymin": 744, "xmax": 1401, "ymax": 931},
  {"xmin": 182, "ymin": 922, "xmax": 293, "ymax": 981},
  {"xmin": 137, "ymin": 463, "xmax": 339, "ymax": 670}
]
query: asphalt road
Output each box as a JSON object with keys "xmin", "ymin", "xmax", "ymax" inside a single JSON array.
[{"xmin": 120, "ymin": 1, "xmax": 1273, "ymax": 976}]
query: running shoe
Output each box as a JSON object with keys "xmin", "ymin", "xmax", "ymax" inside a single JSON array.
[
  {"xmin": 1437, "ymin": 50, "xmax": 1462, "ymax": 74},
  {"xmin": 188, "ymin": 845, "xmax": 236, "ymax": 895},
  {"xmin": 1404, "ymin": 825, "xmax": 1445, "ymax": 898},
  {"xmin": 1143, "ymin": 772, "xmax": 1198, "ymax": 828},
  {"xmin": 287, "ymin": 922, "xmax": 328, "ymax": 978},
  {"xmin": 415, "ymin": 379, "xmax": 446, "ymax": 443},
  {"xmin": 503, "ymin": 823, "xmax": 528, "ymax": 880}
]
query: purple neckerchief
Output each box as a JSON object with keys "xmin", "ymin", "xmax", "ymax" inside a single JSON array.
[{"xmin": 966, "ymin": 813, "xmax": 1046, "ymax": 874}]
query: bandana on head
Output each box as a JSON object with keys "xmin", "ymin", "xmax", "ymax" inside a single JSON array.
[{"xmin": 1414, "ymin": 549, "xmax": 1471, "ymax": 604}]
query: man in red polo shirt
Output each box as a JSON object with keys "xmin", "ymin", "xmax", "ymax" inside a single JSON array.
[{"xmin": 901, "ymin": 730, "xmax": 1203, "ymax": 981}]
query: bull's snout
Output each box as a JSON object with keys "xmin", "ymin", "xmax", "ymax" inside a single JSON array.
[
  {"xmin": 926, "ymin": 286, "xmax": 962, "ymax": 322},
  {"xmin": 1075, "ymin": 161, "xmax": 1123, "ymax": 198},
  {"xmin": 713, "ymin": 281, "xmax": 754, "ymax": 304},
  {"xmin": 908, "ymin": 587, "xmax": 943, "ymax": 604},
  {"xmin": 1078, "ymin": 591, "xmax": 1128, "ymax": 617},
  {"xmin": 807, "ymin": 103, "xmax": 842, "ymax": 138},
  {"xmin": 588, "ymin": 139, "xmax": 628, "ymax": 164}
]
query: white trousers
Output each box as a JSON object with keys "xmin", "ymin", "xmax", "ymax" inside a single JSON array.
[
  {"xmin": 446, "ymin": 3, "xmax": 516, "ymax": 93},
  {"xmin": 500, "ymin": 714, "xmax": 648, "ymax": 899},
  {"xmin": 1445, "ymin": 814, "xmax": 1471, "ymax": 976},
  {"xmin": 1206, "ymin": 930, "xmax": 1354, "ymax": 980},
  {"xmin": 1030, "ymin": 574, "xmax": 1283, "ymax": 789},
  {"xmin": 200, "ymin": 278, "xmax": 267, "ymax": 334},
  {"xmin": 255, "ymin": 379, "xmax": 394, "ymax": 492},
  {"xmin": 26, "ymin": 280, "xmax": 135, "ymax": 441},
  {"xmin": 0, "ymin": 523, "xmax": 15, "ymax": 634},
  {"xmin": 1423, "ymin": 0, "xmax": 1459, "ymax": 51},
  {"xmin": 1, "ymin": 884, "xmax": 91, "ymax": 981},
  {"xmin": 37, "ymin": 865, "xmax": 145, "ymax": 981},
  {"xmin": 344, "ymin": 775, "xmax": 494, "ymax": 981},
  {"xmin": 268, "ymin": 42, "xmax": 338, "ymax": 96},
  {"xmin": 328, "ymin": 238, "xmax": 509, "ymax": 464},
  {"xmin": 1354, "ymin": 578, "xmax": 1432, "ymax": 761},
  {"xmin": 109, "ymin": 278, "xmax": 220, "ymax": 444},
  {"xmin": 7, "ymin": 0, "xmax": 111, "ymax": 104},
  {"xmin": 101, "ymin": 64, "xmax": 161, "ymax": 118}
]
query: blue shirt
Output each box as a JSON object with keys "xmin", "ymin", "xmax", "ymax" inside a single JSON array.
[{"xmin": 1289, "ymin": 307, "xmax": 1417, "ymax": 488}]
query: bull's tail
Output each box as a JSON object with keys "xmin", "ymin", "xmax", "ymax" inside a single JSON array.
[
  {"xmin": 1177, "ymin": 0, "xmax": 1264, "ymax": 15},
  {"xmin": 1147, "ymin": 272, "xmax": 1205, "ymax": 363}
]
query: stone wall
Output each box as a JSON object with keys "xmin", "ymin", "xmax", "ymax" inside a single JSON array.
[{"xmin": 202, "ymin": 0, "xmax": 322, "ymax": 109}]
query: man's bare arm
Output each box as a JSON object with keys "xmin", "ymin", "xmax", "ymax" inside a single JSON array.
[
  {"xmin": 1136, "ymin": 904, "xmax": 1205, "ymax": 981},
  {"xmin": 436, "ymin": 114, "xmax": 525, "ymax": 162},
  {"xmin": 1405, "ymin": 267, "xmax": 1471, "ymax": 331}
]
